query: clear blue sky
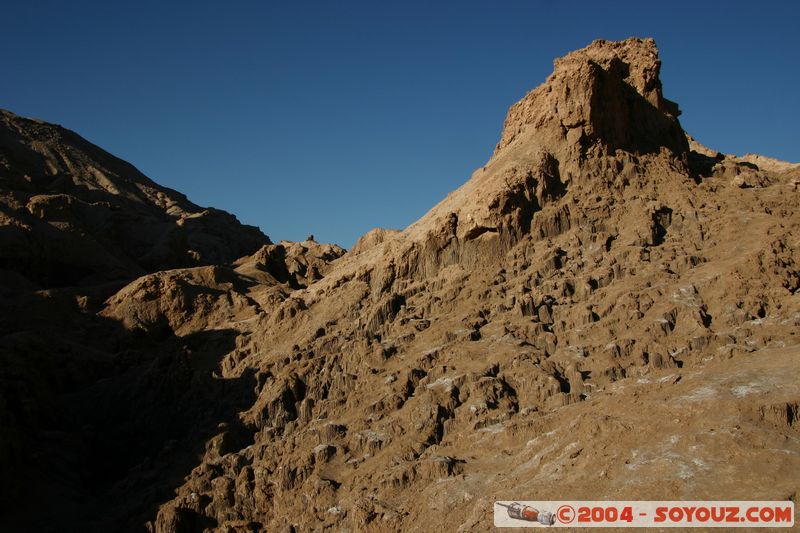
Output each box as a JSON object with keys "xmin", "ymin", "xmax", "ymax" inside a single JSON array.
[{"xmin": 3, "ymin": 1, "xmax": 798, "ymax": 248}]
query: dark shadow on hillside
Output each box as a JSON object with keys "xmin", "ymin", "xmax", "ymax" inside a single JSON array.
[
  {"xmin": 0, "ymin": 287, "xmax": 258, "ymax": 532},
  {"xmin": 588, "ymin": 57, "xmax": 689, "ymax": 156}
]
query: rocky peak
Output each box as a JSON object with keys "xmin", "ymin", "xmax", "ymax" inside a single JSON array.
[
  {"xmin": 555, "ymin": 38, "xmax": 669, "ymax": 110},
  {"xmin": 390, "ymin": 38, "xmax": 689, "ymax": 272},
  {"xmin": 494, "ymin": 37, "xmax": 688, "ymax": 160}
]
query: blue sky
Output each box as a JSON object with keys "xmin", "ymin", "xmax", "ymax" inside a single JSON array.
[{"xmin": 3, "ymin": 1, "xmax": 798, "ymax": 248}]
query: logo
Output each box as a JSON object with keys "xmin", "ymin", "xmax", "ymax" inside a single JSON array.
[{"xmin": 493, "ymin": 501, "xmax": 794, "ymax": 528}]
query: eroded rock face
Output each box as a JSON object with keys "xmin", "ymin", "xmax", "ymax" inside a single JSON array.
[
  {"xmin": 350, "ymin": 227, "xmax": 401, "ymax": 256},
  {"xmin": 495, "ymin": 37, "xmax": 687, "ymax": 159},
  {"xmin": 234, "ymin": 240, "xmax": 346, "ymax": 289},
  {"xmin": 1, "ymin": 38, "xmax": 799, "ymax": 532},
  {"xmin": 384, "ymin": 38, "xmax": 695, "ymax": 282},
  {"xmin": 100, "ymin": 266, "xmax": 261, "ymax": 337}
]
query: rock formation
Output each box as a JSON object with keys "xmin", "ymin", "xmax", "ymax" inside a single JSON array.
[
  {"xmin": 0, "ymin": 109, "xmax": 270, "ymax": 288},
  {"xmin": 0, "ymin": 38, "xmax": 798, "ymax": 532}
]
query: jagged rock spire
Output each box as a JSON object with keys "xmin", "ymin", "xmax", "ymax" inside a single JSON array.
[{"xmin": 494, "ymin": 37, "xmax": 688, "ymax": 160}]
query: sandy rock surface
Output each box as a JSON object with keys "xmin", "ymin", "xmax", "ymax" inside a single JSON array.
[{"xmin": 0, "ymin": 38, "xmax": 798, "ymax": 532}]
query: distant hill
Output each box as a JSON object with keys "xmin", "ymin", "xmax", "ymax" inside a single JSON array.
[{"xmin": 0, "ymin": 109, "xmax": 270, "ymax": 288}]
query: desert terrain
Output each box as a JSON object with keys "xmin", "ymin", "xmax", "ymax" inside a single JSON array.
[{"xmin": 0, "ymin": 38, "xmax": 798, "ymax": 532}]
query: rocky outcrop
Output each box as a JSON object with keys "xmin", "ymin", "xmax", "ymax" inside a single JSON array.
[
  {"xmin": 495, "ymin": 38, "xmax": 687, "ymax": 159},
  {"xmin": 234, "ymin": 240, "xmax": 346, "ymax": 289},
  {"xmin": 1, "ymin": 38, "xmax": 798, "ymax": 532},
  {"xmin": 350, "ymin": 227, "xmax": 401, "ymax": 255},
  {"xmin": 363, "ymin": 38, "xmax": 693, "ymax": 283},
  {"xmin": 100, "ymin": 266, "xmax": 261, "ymax": 337}
]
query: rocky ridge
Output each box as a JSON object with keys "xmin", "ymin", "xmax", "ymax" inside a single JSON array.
[
  {"xmin": 0, "ymin": 38, "xmax": 798, "ymax": 532},
  {"xmin": 0, "ymin": 109, "xmax": 270, "ymax": 288}
]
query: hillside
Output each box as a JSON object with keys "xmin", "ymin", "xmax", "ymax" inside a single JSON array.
[
  {"xmin": 1, "ymin": 38, "xmax": 798, "ymax": 532},
  {"xmin": 0, "ymin": 109, "xmax": 270, "ymax": 288}
]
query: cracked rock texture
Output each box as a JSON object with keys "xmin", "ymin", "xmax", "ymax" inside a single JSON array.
[{"xmin": 1, "ymin": 38, "xmax": 798, "ymax": 532}]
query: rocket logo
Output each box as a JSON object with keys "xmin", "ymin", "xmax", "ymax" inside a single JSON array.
[{"xmin": 496, "ymin": 502, "xmax": 556, "ymax": 526}]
